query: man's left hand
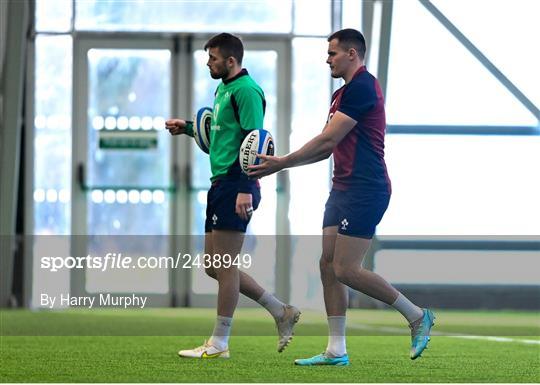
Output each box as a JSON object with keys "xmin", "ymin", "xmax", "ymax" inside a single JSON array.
[{"xmin": 236, "ymin": 193, "xmax": 253, "ymax": 221}]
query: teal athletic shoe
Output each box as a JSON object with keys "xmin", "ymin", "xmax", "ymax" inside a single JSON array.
[
  {"xmin": 294, "ymin": 352, "xmax": 350, "ymax": 366},
  {"xmin": 409, "ymin": 308, "xmax": 435, "ymax": 360}
]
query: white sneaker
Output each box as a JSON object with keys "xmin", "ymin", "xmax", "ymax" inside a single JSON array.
[
  {"xmin": 276, "ymin": 305, "xmax": 301, "ymax": 352},
  {"xmin": 178, "ymin": 340, "xmax": 230, "ymax": 359}
]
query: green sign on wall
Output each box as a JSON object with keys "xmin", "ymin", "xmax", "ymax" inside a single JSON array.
[{"xmin": 99, "ymin": 130, "xmax": 158, "ymax": 149}]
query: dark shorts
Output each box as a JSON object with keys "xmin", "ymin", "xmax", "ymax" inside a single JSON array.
[
  {"xmin": 322, "ymin": 189, "xmax": 390, "ymax": 239},
  {"xmin": 205, "ymin": 179, "xmax": 261, "ymax": 233}
]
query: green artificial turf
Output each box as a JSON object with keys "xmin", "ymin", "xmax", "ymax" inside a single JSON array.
[{"xmin": 1, "ymin": 308, "xmax": 539, "ymax": 382}]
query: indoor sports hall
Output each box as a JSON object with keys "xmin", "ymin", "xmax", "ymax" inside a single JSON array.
[{"xmin": 1, "ymin": 0, "xmax": 538, "ymax": 383}]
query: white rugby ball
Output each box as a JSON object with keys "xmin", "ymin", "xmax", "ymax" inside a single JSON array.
[
  {"xmin": 193, "ymin": 107, "xmax": 212, "ymax": 154},
  {"xmin": 239, "ymin": 129, "xmax": 275, "ymax": 174}
]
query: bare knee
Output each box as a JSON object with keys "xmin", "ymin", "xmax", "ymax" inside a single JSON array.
[
  {"xmin": 212, "ymin": 265, "xmax": 238, "ymax": 281},
  {"xmin": 333, "ymin": 260, "xmax": 353, "ymax": 284},
  {"xmin": 334, "ymin": 260, "xmax": 369, "ymax": 285}
]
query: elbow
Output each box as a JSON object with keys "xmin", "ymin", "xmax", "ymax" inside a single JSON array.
[{"xmin": 322, "ymin": 137, "xmax": 337, "ymax": 159}]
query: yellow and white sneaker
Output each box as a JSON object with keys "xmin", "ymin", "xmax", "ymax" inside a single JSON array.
[{"xmin": 178, "ymin": 340, "xmax": 230, "ymax": 359}]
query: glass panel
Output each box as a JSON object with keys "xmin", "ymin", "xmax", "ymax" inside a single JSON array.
[
  {"xmin": 432, "ymin": 0, "xmax": 540, "ymax": 107},
  {"xmin": 32, "ymin": 35, "xmax": 72, "ymax": 308},
  {"xmin": 33, "ymin": 35, "xmax": 72, "ymax": 235},
  {"xmin": 386, "ymin": 0, "xmax": 537, "ymax": 126},
  {"xmin": 85, "ymin": 48, "xmax": 172, "ymax": 293},
  {"xmin": 294, "ymin": 0, "xmax": 331, "ymax": 35},
  {"xmin": 375, "ymin": 249, "xmax": 540, "ymax": 285},
  {"xmin": 289, "ymin": 38, "xmax": 331, "ymax": 310},
  {"xmin": 75, "ymin": 0, "xmax": 292, "ymax": 33},
  {"xmin": 191, "ymin": 48, "xmax": 278, "ymax": 294},
  {"xmin": 289, "ymin": 38, "xmax": 331, "ymax": 235},
  {"xmin": 378, "ymin": 135, "xmax": 540, "ymax": 236},
  {"xmin": 87, "ymin": 49, "xmax": 170, "ymax": 190},
  {"xmin": 294, "ymin": 0, "xmax": 332, "ymax": 36},
  {"xmin": 342, "ymin": 0, "xmax": 363, "ymax": 30},
  {"xmin": 191, "ymin": 50, "xmax": 218, "ymax": 191},
  {"xmin": 366, "ymin": 0, "xmax": 382, "ymax": 78},
  {"xmin": 35, "ymin": 0, "xmax": 72, "ymax": 32}
]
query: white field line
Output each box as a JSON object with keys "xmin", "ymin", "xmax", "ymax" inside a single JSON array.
[{"xmin": 345, "ymin": 323, "xmax": 540, "ymax": 345}]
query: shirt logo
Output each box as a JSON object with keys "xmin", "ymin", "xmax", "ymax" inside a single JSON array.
[
  {"xmin": 341, "ymin": 218, "xmax": 349, "ymax": 230},
  {"xmin": 212, "ymin": 104, "xmax": 221, "ymax": 131},
  {"xmin": 212, "ymin": 214, "xmax": 218, "ymax": 225}
]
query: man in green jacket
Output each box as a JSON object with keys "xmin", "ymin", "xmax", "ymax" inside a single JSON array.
[{"xmin": 166, "ymin": 33, "xmax": 300, "ymax": 359}]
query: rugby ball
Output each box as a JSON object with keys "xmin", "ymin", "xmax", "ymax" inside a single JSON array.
[
  {"xmin": 193, "ymin": 107, "xmax": 212, "ymax": 154},
  {"xmin": 239, "ymin": 129, "xmax": 275, "ymax": 174}
]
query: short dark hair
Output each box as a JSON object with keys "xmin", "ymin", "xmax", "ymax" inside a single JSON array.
[
  {"xmin": 204, "ymin": 33, "xmax": 244, "ymax": 64},
  {"xmin": 327, "ymin": 28, "xmax": 366, "ymax": 59}
]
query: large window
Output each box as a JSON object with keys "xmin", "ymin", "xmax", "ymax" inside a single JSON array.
[
  {"xmin": 381, "ymin": 0, "xmax": 539, "ymax": 237},
  {"xmin": 75, "ymin": 0, "xmax": 293, "ymax": 33},
  {"xmin": 375, "ymin": 0, "xmax": 539, "ymax": 288},
  {"xmin": 33, "ymin": 0, "xmax": 332, "ymax": 237},
  {"xmin": 378, "ymin": 135, "xmax": 540, "ymax": 236},
  {"xmin": 288, "ymin": 38, "xmax": 332, "ymax": 310},
  {"xmin": 31, "ymin": 0, "xmax": 333, "ymax": 308},
  {"xmin": 432, "ymin": 0, "xmax": 539, "ymax": 108},
  {"xmin": 86, "ymin": 49, "xmax": 171, "ymax": 236},
  {"xmin": 289, "ymin": 38, "xmax": 331, "ymax": 236},
  {"xmin": 386, "ymin": 0, "xmax": 538, "ymax": 126},
  {"xmin": 31, "ymin": 0, "xmax": 538, "ymax": 306}
]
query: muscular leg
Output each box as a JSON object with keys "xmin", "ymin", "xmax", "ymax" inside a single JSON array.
[
  {"xmin": 210, "ymin": 230, "xmax": 245, "ymax": 317},
  {"xmin": 320, "ymin": 226, "xmax": 348, "ymax": 316},
  {"xmin": 204, "ymin": 232, "xmax": 264, "ymax": 302},
  {"xmin": 331, "ymin": 234, "xmax": 434, "ymax": 360},
  {"xmin": 205, "ymin": 230, "xmax": 299, "ymax": 352},
  {"xmin": 319, "ymin": 226, "xmax": 349, "ymax": 358},
  {"xmin": 195, "ymin": 230, "xmax": 245, "ymax": 351},
  {"xmin": 317, "ymin": 231, "xmax": 399, "ymax": 359},
  {"xmin": 332, "ymin": 233, "xmax": 399, "ymax": 304}
]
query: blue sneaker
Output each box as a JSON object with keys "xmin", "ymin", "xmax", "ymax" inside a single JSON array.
[
  {"xmin": 409, "ymin": 308, "xmax": 435, "ymax": 360},
  {"xmin": 294, "ymin": 352, "xmax": 350, "ymax": 366}
]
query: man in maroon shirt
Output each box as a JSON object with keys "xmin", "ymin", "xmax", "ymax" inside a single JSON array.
[{"xmin": 249, "ymin": 29, "xmax": 434, "ymax": 366}]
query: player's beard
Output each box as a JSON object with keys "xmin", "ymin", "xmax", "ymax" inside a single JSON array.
[{"xmin": 209, "ymin": 63, "xmax": 229, "ymax": 80}]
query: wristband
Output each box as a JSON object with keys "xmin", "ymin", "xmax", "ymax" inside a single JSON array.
[{"xmin": 185, "ymin": 121, "xmax": 194, "ymax": 137}]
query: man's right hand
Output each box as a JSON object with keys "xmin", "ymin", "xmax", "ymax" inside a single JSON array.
[{"xmin": 165, "ymin": 119, "xmax": 187, "ymax": 135}]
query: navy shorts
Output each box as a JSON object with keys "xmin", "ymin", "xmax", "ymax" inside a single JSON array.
[
  {"xmin": 205, "ymin": 179, "xmax": 261, "ymax": 233},
  {"xmin": 322, "ymin": 189, "xmax": 390, "ymax": 239}
]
